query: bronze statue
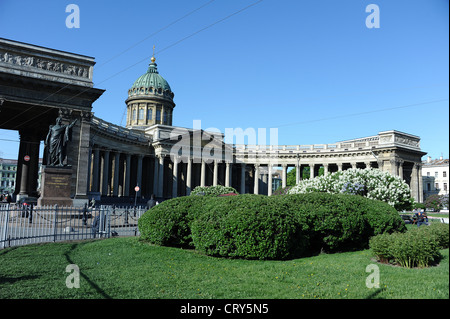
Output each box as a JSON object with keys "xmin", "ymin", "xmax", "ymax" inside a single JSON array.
[{"xmin": 44, "ymin": 116, "xmax": 77, "ymax": 166}]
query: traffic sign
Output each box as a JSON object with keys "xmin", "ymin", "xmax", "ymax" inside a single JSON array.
[
  {"xmin": 24, "ymin": 155, "xmax": 30, "ymax": 162},
  {"xmin": 134, "ymin": 186, "xmax": 140, "ymax": 192}
]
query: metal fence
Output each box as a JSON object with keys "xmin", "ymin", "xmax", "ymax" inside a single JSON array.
[{"xmin": 0, "ymin": 204, "xmax": 146, "ymax": 249}]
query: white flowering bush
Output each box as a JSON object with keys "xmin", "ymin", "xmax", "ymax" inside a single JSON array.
[{"xmin": 288, "ymin": 168, "xmax": 413, "ymax": 210}]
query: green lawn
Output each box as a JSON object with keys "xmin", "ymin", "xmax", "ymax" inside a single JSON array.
[{"xmin": 0, "ymin": 237, "xmax": 448, "ymax": 299}]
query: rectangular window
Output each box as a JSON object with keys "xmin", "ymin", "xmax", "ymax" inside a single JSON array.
[
  {"xmin": 138, "ymin": 108, "xmax": 144, "ymax": 120},
  {"xmin": 444, "ymin": 183, "xmax": 448, "ymax": 192},
  {"xmin": 147, "ymin": 108, "xmax": 152, "ymax": 120},
  {"xmin": 444, "ymin": 171, "xmax": 447, "ymax": 178},
  {"xmin": 132, "ymin": 109, "xmax": 137, "ymax": 120},
  {"xmin": 427, "ymin": 172, "xmax": 430, "ymax": 177},
  {"xmin": 156, "ymin": 109, "xmax": 161, "ymax": 123},
  {"xmin": 435, "ymin": 183, "xmax": 439, "ymax": 190},
  {"xmin": 435, "ymin": 172, "xmax": 439, "ymax": 178}
]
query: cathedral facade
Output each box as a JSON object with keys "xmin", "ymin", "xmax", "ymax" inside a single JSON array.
[{"xmin": 0, "ymin": 38, "xmax": 426, "ymax": 205}]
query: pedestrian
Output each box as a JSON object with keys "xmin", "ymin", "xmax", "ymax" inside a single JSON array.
[
  {"xmin": 147, "ymin": 194, "xmax": 158, "ymax": 210},
  {"xmin": 417, "ymin": 209, "xmax": 428, "ymax": 227},
  {"xmin": 82, "ymin": 202, "xmax": 88, "ymax": 226}
]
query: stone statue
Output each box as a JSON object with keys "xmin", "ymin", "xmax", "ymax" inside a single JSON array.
[{"xmin": 44, "ymin": 116, "xmax": 78, "ymax": 166}]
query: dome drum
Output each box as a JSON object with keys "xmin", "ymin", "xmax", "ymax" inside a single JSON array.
[{"xmin": 125, "ymin": 58, "xmax": 175, "ymax": 129}]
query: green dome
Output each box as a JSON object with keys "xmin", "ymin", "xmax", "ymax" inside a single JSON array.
[{"xmin": 128, "ymin": 60, "xmax": 174, "ymax": 100}]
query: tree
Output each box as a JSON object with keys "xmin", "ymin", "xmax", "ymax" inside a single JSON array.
[
  {"xmin": 286, "ymin": 168, "xmax": 297, "ymax": 186},
  {"xmin": 424, "ymin": 194, "xmax": 445, "ymax": 212},
  {"xmin": 288, "ymin": 167, "xmax": 325, "ymax": 185}
]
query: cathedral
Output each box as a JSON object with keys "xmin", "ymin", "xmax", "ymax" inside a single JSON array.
[{"xmin": 0, "ymin": 38, "xmax": 426, "ymax": 205}]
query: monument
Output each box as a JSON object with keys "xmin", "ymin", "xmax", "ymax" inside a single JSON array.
[{"xmin": 38, "ymin": 116, "xmax": 77, "ymax": 206}]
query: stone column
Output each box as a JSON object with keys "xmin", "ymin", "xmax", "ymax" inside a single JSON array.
[
  {"xmin": 282, "ymin": 164, "xmax": 287, "ymax": 188},
  {"xmin": 101, "ymin": 150, "xmax": 110, "ymax": 196},
  {"xmin": 74, "ymin": 111, "xmax": 93, "ymax": 201},
  {"xmin": 240, "ymin": 163, "xmax": 246, "ymax": 194},
  {"xmin": 309, "ymin": 164, "xmax": 315, "ymax": 179},
  {"xmin": 398, "ymin": 160, "xmax": 404, "ymax": 180},
  {"xmin": 124, "ymin": 153, "xmax": 131, "ymax": 197},
  {"xmin": 153, "ymin": 156, "xmax": 159, "ymax": 196},
  {"xmin": 186, "ymin": 158, "xmax": 192, "ymax": 195},
  {"xmin": 337, "ymin": 163, "xmax": 343, "ymax": 171},
  {"xmin": 390, "ymin": 158, "xmax": 398, "ymax": 176},
  {"xmin": 225, "ymin": 162, "xmax": 231, "ymax": 187},
  {"xmin": 157, "ymin": 155, "xmax": 164, "ymax": 198},
  {"xmin": 86, "ymin": 145, "xmax": 92, "ymax": 194},
  {"xmin": 377, "ymin": 160, "xmax": 384, "ymax": 172},
  {"xmin": 268, "ymin": 164, "xmax": 273, "ymax": 196},
  {"xmin": 92, "ymin": 148, "xmax": 100, "ymax": 192},
  {"xmin": 172, "ymin": 157, "xmax": 179, "ymax": 198},
  {"xmin": 113, "ymin": 152, "xmax": 120, "ymax": 197},
  {"xmin": 410, "ymin": 163, "xmax": 419, "ymax": 201},
  {"xmin": 323, "ymin": 163, "xmax": 329, "ymax": 176},
  {"xmin": 136, "ymin": 155, "xmax": 143, "ymax": 189},
  {"xmin": 201, "ymin": 160, "xmax": 206, "ymax": 187},
  {"xmin": 254, "ymin": 164, "xmax": 260, "ymax": 194},
  {"xmin": 418, "ymin": 163, "xmax": 424, "ymax": 203},
  {"xmin": 213, "ymin": 160, "xmax": 219, "ymax": 186},
  {"xmin": 295, "ymin": 163, "xmax": 300, "ymax": 184},
  {"xmin": 17, "ymin": 131, "xmax": 38, "ymax": 198}
]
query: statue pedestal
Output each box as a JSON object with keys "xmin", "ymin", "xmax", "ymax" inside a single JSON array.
[{"xmin": 38, "ymin": 166, "xmax": 73, "ymax": 207}]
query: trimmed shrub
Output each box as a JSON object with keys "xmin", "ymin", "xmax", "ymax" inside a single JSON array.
[
  {"xmin": 139, "ymin": 192, "xmax": 406, "ymax": 260},
  {"xmin": 276, "ymin": 193, "xmax": 406, "ymax": 253},
  {"xmin": 191, "ymin": 195, "xmax": 308, "ymax": 260},
  {"xmin": 190, "ymin": 185, "xmax": 238, "ymax": 197},
  {"xmin": 138, "ymin": 196, "xmax": 206, "ymax": 247},
  {"xmin": 191, "ymin": 193, "xmax": 405, "ymax": 258}
]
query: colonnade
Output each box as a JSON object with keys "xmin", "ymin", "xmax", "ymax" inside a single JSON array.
[
  {"xmin": 88, "ymin": 149, "xmax": 245, "ymax": 199},
  {"xmin": 12, "ymin": 136, "xmax": 423, "ymax": 204}
]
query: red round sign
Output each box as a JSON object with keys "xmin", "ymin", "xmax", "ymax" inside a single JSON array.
[
  {"xmin": 134, "ymin": 186, "xmax": 140, "ymax": 192},
  {"xmin": 24, "ymin": 155, "xmax": 30, "ymax": 162}
]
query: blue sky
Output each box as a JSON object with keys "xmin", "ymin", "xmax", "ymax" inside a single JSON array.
[{"xmin": 0, "ymin": 0, "xmax": 448, "ymax": 160}]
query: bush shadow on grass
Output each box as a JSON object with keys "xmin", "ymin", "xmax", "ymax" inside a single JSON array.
[
  {"xmin": 365, "ymin": 287, "xmax": 387, "ymax": 299},
  {"xmin": 64, "ymin": 243, "xmax": 112, "ymax": 299}
]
